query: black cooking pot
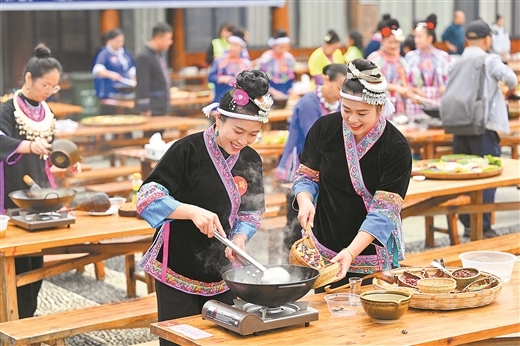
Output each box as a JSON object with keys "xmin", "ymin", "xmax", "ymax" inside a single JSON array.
[
  {"xmin": 9, "ymin": 188, "xmax": 77, "ymax": 213},
  {"xmin": 222, "ymin": 264, "xmax": 319, "ymax": 307}
]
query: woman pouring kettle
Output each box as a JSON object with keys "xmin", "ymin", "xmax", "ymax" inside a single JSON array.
[{"xmin": 0, "ymin": 44, "xmax": 78, "ymax": 318}]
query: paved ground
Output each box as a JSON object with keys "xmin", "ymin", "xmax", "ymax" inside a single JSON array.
[{"xmin": 30, "ymin": 149, "xmax": 519, "ymax": 345}]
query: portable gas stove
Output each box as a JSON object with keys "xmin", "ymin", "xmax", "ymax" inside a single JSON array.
[
  {"xmin": 202, "ymin": 299, "xmax": 318, "ymax": 336},
  {"xmin": 7, "ymin": 208, "xmax": 75, "ymax": 231}
]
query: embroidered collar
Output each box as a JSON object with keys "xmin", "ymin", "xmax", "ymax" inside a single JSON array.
[
  {"xmin": 203, "ymin": 126, "xmax": 241, "ymax": 232},
  {"xmin": 316, "ymin": 85, "xmax": 340, "ymax": 113},
  {"xmin": 13, "ymin": 90, "xmax": 55, "ymax": 142}
]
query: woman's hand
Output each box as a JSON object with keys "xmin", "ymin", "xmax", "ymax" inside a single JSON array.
[
  {"xmin": 186, "ymin": 205, "xmax": 225, "ymax": 238},
  {"xmin": 330, "ymin": 249, "xmax": 353, "ymax": 280},
  {"xmin": 66, "ymin": 162, "xmax": 82, "ymax": 176},
  {"xmin": 28, "ymin": 139, "xmax": 51, "ymax": 156},
  {"xmin": 225, "ymin": 233, "xmax": 247, "ymax": 264},
  {"xmin": 296, "ymin": 192, "xmax": 315, "ymax": 229}
]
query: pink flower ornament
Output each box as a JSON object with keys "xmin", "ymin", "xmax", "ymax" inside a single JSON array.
[{"xmin": 233, "ymin": 89, "xmax": 249, "ymax": 106}]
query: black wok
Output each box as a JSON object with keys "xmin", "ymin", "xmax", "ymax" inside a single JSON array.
[
  {"xmin": 222, "ymin": 264, "xmax": 319, "ymax": 307},
  {"xmin": 9, "ymin": 188, "xmax": 77, "ymax": 213}
]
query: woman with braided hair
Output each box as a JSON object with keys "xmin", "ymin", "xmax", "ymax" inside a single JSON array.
[{"xmin": 292, "ymin": 59, "xmax": 412, "ymax": 290}]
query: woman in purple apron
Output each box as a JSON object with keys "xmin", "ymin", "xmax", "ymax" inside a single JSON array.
[
  {"xmin": 0, "ymin": 44, "xmax": 64, "ymax": 318},
  {"xmin": 293, "ymin": 59, "xmax": 412, "ymax": 290},
  {"xmin": 137, "ymin": 70, "xmax": 272, "ymax": 345}
]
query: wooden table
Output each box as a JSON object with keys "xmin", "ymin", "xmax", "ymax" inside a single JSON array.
[
  {"xmin": 0, "ymin": 213, "xmax": 154, "ymax": 322},
  {"xmin": 404, "ymin": 158, "xmax": 520, "ymax": 240},
  {"xmin": 56, "ymin": 116, "xmax": 207, "ymax": 158},
  {"xmin": 151, "ymin": 263, "xmax": 519, "ymax": 345},
  {"xmin": 47, "ymin": 102, "xmax": 83, "ymax": 119},
  {"xmin": 100, "ymin": 93, "xmax": 213, "ymax": 112}
]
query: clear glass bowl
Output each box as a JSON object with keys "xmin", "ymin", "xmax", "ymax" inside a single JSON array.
[{"xmin": 324, "ymin": 293, "xmax": 360, "ymax": 317}]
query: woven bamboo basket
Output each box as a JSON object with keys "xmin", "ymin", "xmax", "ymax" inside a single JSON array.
[
  {"xmin": 289, "ymin": 227, "xmax": 340, "ymax": 289},
  {"xmin": 372, "ymin": 267, "xmax": 504, "ymax": 310}
]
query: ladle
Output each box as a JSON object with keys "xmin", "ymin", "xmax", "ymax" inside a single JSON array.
[
  {"xmin": 213, "ymin": 231, "xmax": 267, "ymax": 272},
  {"xmin": 324, "ymin": 270, "xmax": 397, "ymax": 293}
]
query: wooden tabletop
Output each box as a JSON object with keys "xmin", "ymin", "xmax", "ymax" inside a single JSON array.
[
  {"xmin": 0, "ymin": 213, "xmax": 152, "ymax": 256},
  {"xmin": 151, "ymin": 264, "xmax": 519, "ymax": 345},
  {"xmin": 47, "ymin": 102, "xmax": 83, "ymax": 118},
  {"xmin": 405, "ymin": 158, "xmax": 520, "ymax": 201},
  {"xmin": 56, "ymin": 115, "xmax": 207, "ymax": 139}
]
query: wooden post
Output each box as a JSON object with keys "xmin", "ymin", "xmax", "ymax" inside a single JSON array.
[
  {"xmin": 272, "ymin": 3, "xmax": 289, "ymax": 35},
  {"xmin": 172, "ymin": 9, "xmax": 185, "ymax": 71},
  {"xmin": 100, "ymin": 9, "xmax": 120, "ymax": 34}
]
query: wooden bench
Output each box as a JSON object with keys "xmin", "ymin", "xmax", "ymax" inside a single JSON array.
[
  {"xmin": 0, "ymin": 294, "xmax": 157, "ymax": 346},
  {"xmin": 64, "ymin": 164, "xmax": 140, "ymax": 188},
  {"xmin": 400, "ymin": 232, "xmax": 520, "ymax": 267},
  {"xmin": 264, "ymin": 192, "xmax": 287, "ymax": 217},
  {"xmin": 402, "ymin": 195, "xmax": 472, "ymax": 247},
  {"xmin": 85, "ymin": 180, "xmax": 133, "ymax": 197}
]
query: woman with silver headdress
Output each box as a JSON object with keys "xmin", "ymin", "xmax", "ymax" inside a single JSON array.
[
  {"xmin": 137, "ymin": 70, "xmax": 272, "ymax": 344},
  {"xmin": 292, "ymin": 59, "xmax": 412, "ymax": 289}
]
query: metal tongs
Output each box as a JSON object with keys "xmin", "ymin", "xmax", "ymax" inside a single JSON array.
[
  {"xmin": 213, "ymin": 231, "xmax": 267, "ymax": 272},
  {"xmin": 430, "ymin": 258, "xmax": 452, "ymax": 277}
]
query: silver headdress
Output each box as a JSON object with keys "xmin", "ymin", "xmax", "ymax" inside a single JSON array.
[{"xmin": 345, "ymin": 61, "xmax": 388, "ymax": 106}]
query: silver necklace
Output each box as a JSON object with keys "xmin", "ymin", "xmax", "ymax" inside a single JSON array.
[{"xmin": 316, "ymin": 85, "xmax": 340, "ymax": 112}]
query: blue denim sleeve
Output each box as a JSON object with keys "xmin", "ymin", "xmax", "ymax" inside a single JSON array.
[
  {"xmin": 139, "ymin": 196, "xmax": 181, "ymax": 229},
  {"xmin": 359, "ymin": 212, "xmax": 394, "ymax": 246}
]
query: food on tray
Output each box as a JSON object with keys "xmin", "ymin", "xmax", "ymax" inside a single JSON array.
[
  {"xmin": 80, "ymin": 115, "xmax": 147, "ymax": 126},
  {"xmin": 72, "ymin": 192, "xmax": 111, "ymax": 212},
  {"xmin": 294, "ymin": 241, "xmax": 327, "ymax": 269},
  {"xmin": 118, "ymin": 202, "xmax": 137, "ymax": 217},
  {"xmin": 256, "ymin": 130, "xmax": 288, "ymax": 145},
  {"xmin": 412, "ymin": 154, "xmax": 503, "ymax": 179},
  {"xmin": 452, "ymin": 269, "xmax": 475, "ymax": 278}
]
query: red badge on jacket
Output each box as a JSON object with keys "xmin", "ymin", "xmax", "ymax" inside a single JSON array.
[{"xmin": 233, "ymin": 176, "xmax": 248, "ymax": 196}]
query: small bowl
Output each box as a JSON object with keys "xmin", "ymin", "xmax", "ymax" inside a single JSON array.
[
  {"xmin": 417, "ymin": 277, "xmax": 457, "ymax": 294},
  {"xmin": 412, "ymin": 175, "xmax": 426, "ymax": 181},
  {"xmin": 451, "ymin": 268, "xmax": 480, "ymax": 290},
  {"xmin": 324, "ymin": 293, "xmax": 360, "ymax": 317},
  {"xmin": 360, "ymin": 290, "xmax": 412, "ymax": 324},
  {"xmin": 459, "ymin": 251, "xmax": 517, "ymax": 282},
  {"xmin": 109, "ymin": 197, "xmax": 127, "ymax": 209},
  {"xmin": 0, "ymin": 215, "xmax": 10, "ymax": 237}
]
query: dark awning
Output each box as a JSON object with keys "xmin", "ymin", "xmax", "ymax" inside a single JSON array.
[{"xmin": 0, "ymin": 0, "xmax": 285, "ymax": 11}]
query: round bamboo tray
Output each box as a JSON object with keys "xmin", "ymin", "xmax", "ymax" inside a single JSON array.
[
  {"xmin": 412, "ymin": 160, "xmax": 503, "ymax": 180},
  {"xmin": 372, "ymin": 267, "xmax": 504, "ymax": 310}
]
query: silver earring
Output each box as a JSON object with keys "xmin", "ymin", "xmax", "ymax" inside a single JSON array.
[{"xmin": 215, "ymin": 130, "xmax": 219, "ymax": 137}]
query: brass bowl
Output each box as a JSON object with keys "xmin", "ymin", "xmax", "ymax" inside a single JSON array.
[
  {"xmin": 451, "ymin": 268, "xmax": 480, "ymax": 290},
  {"xmin": 360, "ymin": 290, "xmax": 412, "ymax": 324},
  {"xmin": 51, "ymin": 139, "xmax": 81, "ymax": 169}
]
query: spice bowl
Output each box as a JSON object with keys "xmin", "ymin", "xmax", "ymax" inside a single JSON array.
[
  {"xmin": 324, "ymin": 293, "xmax": 360, "ymax": 317},
  {"xmin": 451, "ymin": 268, "xmax": 480, "ymax": 290},
  {"xmin": 360, "ymin": 290, "xmax": 412, "ymax": 324},
  {"xmin": 417, "ymin": 277, "xmax": 457, "ymax": 294}
]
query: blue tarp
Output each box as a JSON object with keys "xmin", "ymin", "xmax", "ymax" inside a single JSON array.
[{"xmin": 0, "ymin": 0, "xmax": 285, "ymax": 11}]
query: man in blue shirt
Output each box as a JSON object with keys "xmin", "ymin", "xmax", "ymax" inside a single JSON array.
[{"xmin": 442, "ymin": 10, "xmax": 465, "ymax": 54}]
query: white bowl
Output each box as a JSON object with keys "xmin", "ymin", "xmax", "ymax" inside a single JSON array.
[
  {"xmin": 109, "ymin": 197, "xmax": 127, "ymax": 209},
  {"xmin": 459, "ymin": 251, "xmax": 517, "ymax": 282},
  {"xmin": 324, "ymin": 293, "xmax": 360, "ymax": 317}
]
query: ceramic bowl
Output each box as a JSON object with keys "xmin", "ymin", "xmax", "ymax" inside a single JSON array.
[
  {"xmin": 360, "ymin": 290, "xmax": 412, "ymax": 324},
  {"xmin": 109, "ymin": 197, "xmax": 127, "ymax": 209},
  {"xmin": 417, "ymin": 277, "xmax": 457, "ymax": 294},
  {"xmin": 450, "ymin": 268, "xmax": 480, "ymax": 290}
]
